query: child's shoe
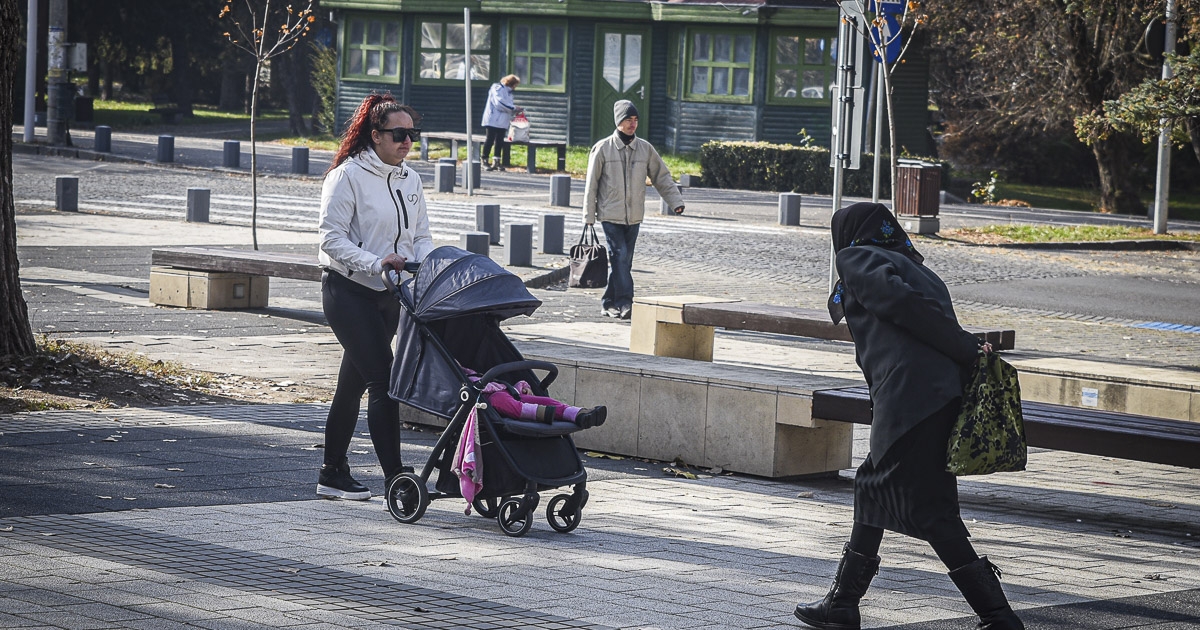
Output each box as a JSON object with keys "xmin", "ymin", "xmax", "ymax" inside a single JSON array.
[{"xmin": 575, "ymin": 406, "xmax": 607, "ymax": 429}]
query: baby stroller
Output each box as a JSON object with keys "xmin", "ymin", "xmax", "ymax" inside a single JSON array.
[{"xmin": 382, "ymin": 246, "xmax": 591, "ymax": 537}]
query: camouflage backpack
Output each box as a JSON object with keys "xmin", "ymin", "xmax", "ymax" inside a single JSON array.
[{"xmin": 946, "ymin": 353, "xmax": 1027, "ymax": 476}]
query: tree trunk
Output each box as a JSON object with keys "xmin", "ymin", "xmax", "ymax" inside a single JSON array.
[
  {"xmin": 250, "ymin": 60, "xmax": 262, "ymax": 251},
  {"xmin": 1091, "ymin": 134, "xmax": 1145, "ymax": 214},
  {"xmin": 883, "ymin": 63, "xmax": 899, "ymax": 209},
  {"xmin": 218, "ymin": 64, "xmax": 242, "ymax": 112},
  {"xmin": 1188, "ymin": 117, "xmax": 1200, "ymax": 167},
  {"xmin": 170, "ymin": 28, "xmax": 194, "ymax": 117},
  {"xmin": 0, "ymin": 0, "xmax": 37, "ymax": 357},
  {"xmin": 279, "ymin": 51, "xmax": 310, "ymax": 136}
]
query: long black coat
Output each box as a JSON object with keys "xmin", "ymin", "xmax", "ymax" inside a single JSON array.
[{"xmin": 835, "ymin": 246, "xmax": 981, "ymax": 463}]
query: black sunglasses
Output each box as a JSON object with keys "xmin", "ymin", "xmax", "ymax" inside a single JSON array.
[{"xmin": 379, "ymin": 127, "xmax": 421, "ymax": 143}]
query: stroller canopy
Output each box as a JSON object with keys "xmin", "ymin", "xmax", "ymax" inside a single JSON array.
[
  {"xmin": 390, "ymin": 246, "xmax": 543, "ymax": 418},
  {"xmin": 405, "ymin": 246, "xmax": 542, "ymax": 322}
]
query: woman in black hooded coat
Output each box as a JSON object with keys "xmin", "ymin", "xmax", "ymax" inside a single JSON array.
[{"xmin": 794, "ymin": 203, "xmax": 1023, "ymax": 630}]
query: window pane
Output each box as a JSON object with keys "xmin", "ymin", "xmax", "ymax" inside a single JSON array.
[
  {"xmin": 802, "ymin": 70, "xmax": 824, "ymax": 98},
  {"xmin": 713, "ymin": 67, "xmax": 729, "ymax": 94},
  {"xmin": 471, "ymin": 55, "xmax": 490, "ymax": 80},
  {"xmin": 350, "ymin": 19, "xmax": 363, "ymax": 44},
  {"xmin": 774, "ymin": 68, "xmax": 796, "ymax": 98},
  {"xmin": 445, "ymin": 53, "xmax": 465, "ymax": 80},
  {"xmin": 367, "ymin": 21, "xmax": 382, "ymax": 45},
  {"xmin": 420, "ymin": 52, "xmax": 441, "ymax": 79},
  {"xmin": 623, "ymin": 34, "xmax": 642, "ymax": 91},
  {"xmin": 531, "ymin": 56, "xmax": 547, "ymax": 85},
  {"xmin": 549, "ymin": 57, "xmax": 564, "ymax": 86},
  {"xmin": 714, "ymin": 34, "xmax": 732, "ymax": 63},
  {"xmin": 515, "ymin": 26, "xmax": 529, "ymax": 53},
  {"xmin": 776, "ymin": 36, "xmax": 798, "ymax": 66},
  {"xmin": 514, "ymin": 55, "xmax": 528, "ymax": 80},
  {"xmin": 830, "ymin": 36, "xmax": 838, "ymax": 63},
  {"xmin": 349, "ymin": 50, "xmax": 362, "ymax": 75},
  {"xmin": 693, "ymin": 33, "xmax": 709, "ymax": 61},
  {"xmin": 603, "ymin": 33, "xmax": 621, "ymax": 90},
  {"xmin": 550, "ymin": 26, "xmax": 566, "ymax": 54},
  {"xmin": 420, "ymin": 23, "xmax": 439, "ymax": 49},
  {"xmin": 384, "ymin": 51, "xmax": 398, "ymax": 77},
  {"xmin": 735, "ymin": 35, "xmax": 752, "ymax": 63},
  {"xmin": 385, "ymin": 23, "xmax": 400, "ymax": 49},
  {"xmin": 366, "ymin": 49, "xmax": 381, "ymax": 76},
  {"xmin": 472, "ymin": 24, "xmax": 491, "ymax": 50},
  {"xmin": 733, "ymin": 68, "xmax": 749, "ymax": 95},
  {"xmin": 532, "ymin": 25, "xmax": 547, "ymax": 54},
  {"xmin": 691, "ymin": 66, "xmax": 709, "ymax": 94},
  {"xmin": 804, "ymin": 38, "xmax": 825, "ymax": 65},
  {"xmin": 446, "ymin": 24, "xmax": 464, "ymax": 50}
]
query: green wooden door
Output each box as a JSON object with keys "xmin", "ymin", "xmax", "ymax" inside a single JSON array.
[{"xmin": 591, "ymin": 25, "xmax": 651, "ymax": 143}]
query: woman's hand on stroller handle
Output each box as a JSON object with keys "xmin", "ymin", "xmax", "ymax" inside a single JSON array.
[{"xmin": 380, "ymin": 257, "xmax": 421, "ymax": 294}]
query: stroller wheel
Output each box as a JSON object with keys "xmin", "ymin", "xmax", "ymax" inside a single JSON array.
[
  {"xmin": 497, "ymin": 498, "xmax": 534, "ymax": 537},
  {"xmin": 472, "ymin": 497, "xmax": 504, "ymax": 519},
  {"xmin": 385, "ymin": 473, "xmax": 428, "ymax": 524},
  {"xmin": 546, "ymin": 493, "xmax": 582, "ymax": 533}
]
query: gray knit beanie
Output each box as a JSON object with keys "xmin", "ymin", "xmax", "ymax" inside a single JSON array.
[{"xmin": 613, "ymin": 100, "xmax": 638, "ymax": 127}]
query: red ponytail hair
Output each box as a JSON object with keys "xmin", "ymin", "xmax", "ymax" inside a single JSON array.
[{"xmin": 326, "ymin": 92, "xmax": 420, "ymax": 174}]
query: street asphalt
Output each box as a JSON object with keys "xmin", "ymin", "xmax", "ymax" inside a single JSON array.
[{"xmin": 3, "ymin": 122, "xmax": 1200, "ymax": 629}]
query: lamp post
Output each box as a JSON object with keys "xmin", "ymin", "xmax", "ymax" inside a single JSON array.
[{"xmin": 1151, "ymin": 0, "xmax": 1177, "ymax": 235}]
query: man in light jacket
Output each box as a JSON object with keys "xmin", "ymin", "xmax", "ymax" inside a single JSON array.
[{"xmin": 583, "ymin": 100, "xmax": 684, "ymax": 319}]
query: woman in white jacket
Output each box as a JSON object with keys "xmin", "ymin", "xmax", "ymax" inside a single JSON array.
[
  {"xmin": 480, "ymin": 74, "xmax": 523, "ymax": 170},
  {"xmin": 316, "ymin": 92, "xmax": 434, "ymax": 500}
]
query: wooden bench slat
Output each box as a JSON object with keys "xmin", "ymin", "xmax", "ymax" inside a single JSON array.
[
  {"xmin": 151, "ymin": 247, "xmax": 322, "ymax": 282},
  {"xmin": 683, "ymin": 302, "xmax": 1015, "ymax": 350},
  {"xmin": 810, "ymin": 386, "xmax": 1200, "ymax": 469}
]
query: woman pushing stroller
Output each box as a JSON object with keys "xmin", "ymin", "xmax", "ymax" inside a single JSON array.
[{"xmin": 315, "ymin": 92, "xmax": 432, "ymax": 501}]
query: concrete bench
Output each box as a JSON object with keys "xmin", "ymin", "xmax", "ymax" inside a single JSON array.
[
  {"xmin": 630, "ymin": 295, "xmax": 1015, "ymax": 361},
  {"xmin": 419, "ymin": 131, "xmax": 568, "ymax": 173},
  {"xmin": 810, "ymin": 385, "xmax": 1200, "ymax": 469},
  {"xmin": 394, "ymin": 339, "xmax": 861, "ymax": 478},
  {"xmin": 149, "ymin": 246, "xmax": 319, "ymax": 309}
]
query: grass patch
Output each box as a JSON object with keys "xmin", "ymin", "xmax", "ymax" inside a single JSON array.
[
  {"xmin": 949, "ymin": 224, "xmax": 1200, "ymax": 244},
  {"xmin": 993, "ymin": 182, "xmax": 1200, "ymax": 221},
  {"xmin": 91, "ymin": 98, "xmax": 287, "ymax": 129}
]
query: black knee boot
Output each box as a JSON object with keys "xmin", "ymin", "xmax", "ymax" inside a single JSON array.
[
  {"xmin": 794, "ymin": 544, "xmax": 881, "ymax": 630},
  {"xmin": 948, "ymin": 557, "xmax": 1025, "ymax": 630}
]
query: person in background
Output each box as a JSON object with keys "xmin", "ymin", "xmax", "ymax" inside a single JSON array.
[
  {"xmin": 481, "ymin": 74, "xmax": 523, "ymax": 171},
  {"xmin": 315, "ymin": 92, "xmax": 433, "ymax": 500},
  {"xmin": 793, "ymin": 202, "xmax": 1022, "ymax": 630},
  {"xmin": 583, "ymin": 100, "xmax": 684, "ymax": 319}
]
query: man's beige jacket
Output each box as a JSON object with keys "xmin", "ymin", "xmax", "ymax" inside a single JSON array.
[{"xmin": 583, "ymin": 132, "xmax": 684, "ymax": 225}]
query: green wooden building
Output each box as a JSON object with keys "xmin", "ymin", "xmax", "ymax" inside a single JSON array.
[{"xmin": 322, "ymin": 0, "xmax": 932, "ymax": 154}]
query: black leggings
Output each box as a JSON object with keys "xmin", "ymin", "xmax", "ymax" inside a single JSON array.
[
  {"xmin": 321, "ymin": 270, "xmax": 404, "ymax": 478},
  {"xmin": 482, "ymin": 125, "xmax": 510, "ymax": 165},
  {"xmin": 848, "ymin": 522, "xmax": 979, "ymax": 571}
]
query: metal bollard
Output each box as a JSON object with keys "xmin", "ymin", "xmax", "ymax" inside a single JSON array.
[
  {"xmin": 291, "ymin": 147, "xmax": 309, "ymax": 174},
  {"xmin": 549, "ymin": 174, "xmax": 571, "ymax": 207},
  {"xmin": 468, "ymin": 160, "xmax": 481, "ymax": 188},
  {"xmin": 679, "ymin": 173, "xmax": 702, "ymax": 188},
  {"xmin": 475, "ymin": 204, "xmax": 501, "ymax": 244},
  {"xmin": 505, "ymin": 224, "xmax": 533, "ymax": 267},
  {"xmin": 436, "ymin": 162, "xmax": 456, "ymax": 193},
  {"xmin": 93, "ymin": 126, "xmax": 112, "ymax": 153},
  {"xmin": 779, "ymin": 192, "xmax": 802, "ymax": 226},
  {"xmin": 539, "ymin": 214, "xmax": 564, "ymax": 255},
  {"xmin": 460, "ymin": 231, "xmax": 490, "ymax": 256},
  {"xmin": 156, "ymin": 135, "xmax": 174, "ymax": 163},
  {"xmin": 223, "ymin": 141, "xmax": 241, "ymax": 168},
  {"xmin": 55, "ymin": 176, "xmax": 79, "ymax": 212},
  {"xmin": 186, "ymin": 188, "xmax": 211, "ymax": 223},
  {"xmin": 660, "ymin": 198, "xmax": 674, "ymax": 216}
]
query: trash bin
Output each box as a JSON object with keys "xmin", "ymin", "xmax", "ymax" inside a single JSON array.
[
  {"xmin": 894, "ymin": 159, "xmax": 941, "ymax": 234},
  {"xmin": 74, "ymin": 96, "xmax": 94, "ymax": 123}
]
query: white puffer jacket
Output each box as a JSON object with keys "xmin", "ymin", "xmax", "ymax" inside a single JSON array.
[{"xmin": 318, "ymin": 147, "xmax": 434, "ymax": 290}]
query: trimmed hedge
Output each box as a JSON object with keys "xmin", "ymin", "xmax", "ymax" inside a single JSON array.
[{"xmin": 698, "ymin": 141, "xmax": 948, "ymax": 197}]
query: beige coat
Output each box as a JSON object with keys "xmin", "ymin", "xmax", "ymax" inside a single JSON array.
[{"xmin": 583, "ymin": 132, "xmax": 684, "ymax": 225}]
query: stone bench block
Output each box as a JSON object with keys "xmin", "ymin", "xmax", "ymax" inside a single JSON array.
[{"xmin": 149, "ymin": 266, "xmax": 268, "ymax": 309}]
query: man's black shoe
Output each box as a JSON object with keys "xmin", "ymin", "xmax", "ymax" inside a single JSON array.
[{"xmin": 316, "ymin": 460, "xmax": 371, "ymax": 500}]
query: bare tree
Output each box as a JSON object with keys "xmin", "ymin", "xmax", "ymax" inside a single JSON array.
[
  {"xmin": 220, "ymin": 0, "xmax": 315, "ymax": 250},
  {"xmin": 1, "ymin": 0, "xmax": 36, "ymax": 356}
]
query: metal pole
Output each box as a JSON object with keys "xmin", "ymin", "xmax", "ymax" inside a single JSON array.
[
  {"xmin": 46, "ymin": 0, "xmax": 68, "ymax": 146},
  {"xmin": 871, "ymin": 62, "xmax": 883, "ymax": 203},
  {"xmin": 23, "ymin": 0, "xmax": 37, "ymax": 142},
  {"xmin": 1152, "ymin": 0, "xmax": 1177, "ymax": 235},
  {"xmin": 830, "ymin": 13, "xmax": 855, "ymax": 294},
  {"xmin": 464, "ymin": 8, "xmax": 474, "ymax": 196}
]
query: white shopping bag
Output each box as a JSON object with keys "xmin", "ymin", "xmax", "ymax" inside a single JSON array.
[{"xmin": 506, "ymin": 113, "xmax": 530, "ymax": 143}]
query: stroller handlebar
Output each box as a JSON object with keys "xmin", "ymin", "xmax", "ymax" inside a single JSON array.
[
  {"xmin": 380, "ymin": 260, "xmax": 422, "ymax": 294},
  {"xmin": 475, "ymin": 360, "xmax": 559, "ymax": 391}
]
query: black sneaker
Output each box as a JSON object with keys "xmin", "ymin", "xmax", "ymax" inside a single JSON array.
[
  {"xmin": 575, "ymin": 406, "xmax": 607, "ymax": 429},
  {"xmin": 316, "ymin": 460, "xmax": 371, "ymax": 500}
]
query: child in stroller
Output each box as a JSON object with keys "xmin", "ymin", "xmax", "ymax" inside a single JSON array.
[{"xmin": 462, "ymin": 365, "xmax": 607, "ymax": 429}]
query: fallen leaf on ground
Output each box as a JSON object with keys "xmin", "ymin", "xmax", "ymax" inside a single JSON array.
[
  {"xmin": 796, "ymin": 491, "xmax": 815, "ymax": 498},
  {"xmin": 585, "ymin": 452, "xmax": 625, "ymax": 460},
  {"xmin": 663, "ymin": 467, "xmax": 697, "ymax": 479}
]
